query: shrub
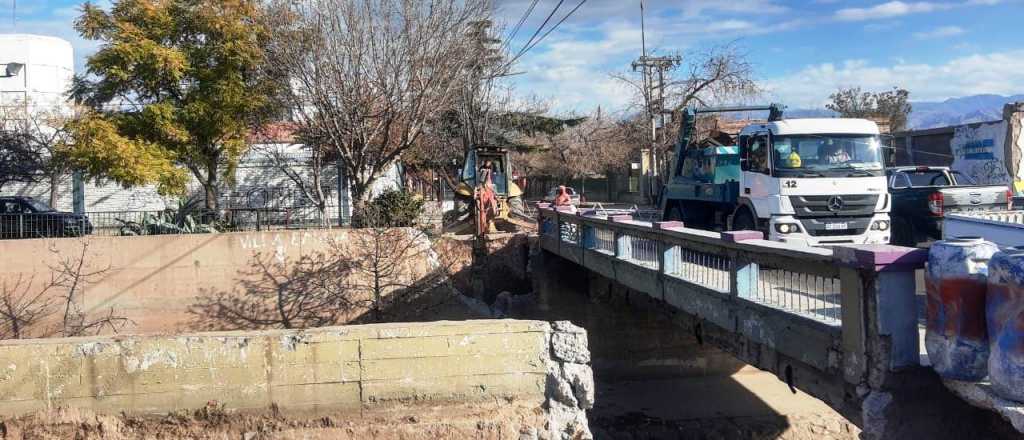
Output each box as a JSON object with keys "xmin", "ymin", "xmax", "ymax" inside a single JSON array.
[{"xmin": 360, "ymin": 189, "xmax": 424, "ymax": 227}]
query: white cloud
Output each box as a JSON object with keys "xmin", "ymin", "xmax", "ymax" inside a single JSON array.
[
  {"xmin": 835, "ymin": 1, "xmax": 952, "ymax": 21},
  {"xmin": 763, "ymin": 50, "xmax": 1024, "ymax": 108},
  {"xmin": 913, "ymin": 25, "xmax": 965, "ymax": 39}
]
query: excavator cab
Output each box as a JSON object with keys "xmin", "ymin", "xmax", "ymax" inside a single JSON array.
[{"xmin": 446, "ymin": 146, "xmax": 529, "ymax": 236}]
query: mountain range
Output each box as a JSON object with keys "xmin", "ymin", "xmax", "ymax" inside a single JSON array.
[{"xmin": 787, "ymin": 94, "xmax": 1024, "ymax": 130}]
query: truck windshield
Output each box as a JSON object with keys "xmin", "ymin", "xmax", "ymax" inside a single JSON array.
[{"xmin": 773, "ymin": 135, "xmax": 883, "ymax": 176}]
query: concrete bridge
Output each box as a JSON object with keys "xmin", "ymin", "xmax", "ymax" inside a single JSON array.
[{"xmin": 535, "ymin": 205, "xmax": 1021, "ymax": 439}]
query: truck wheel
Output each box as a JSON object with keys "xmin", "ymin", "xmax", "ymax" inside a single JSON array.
[
  {"xmin": 731, "ymin": 209, "xmax": 757, "ymax": 231},
  {"xmin": 892, "ymin": 218, "xmax": 915, "ymax": 247},
  {"xmin": 665, "ymin": 204, "xmax": 684, "ymax": 221}
]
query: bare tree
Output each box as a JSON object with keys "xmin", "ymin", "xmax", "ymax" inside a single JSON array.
[
  {"xmin": 189, "ymin": 250, "xmax": 357, "ymax": 330},
  {"xmin": 0, "ymin": 103, "xmax": 75, "ymax": 204},
  {"xmin": 0, "ymin": 274, "xmax": 57, "ymax": 339},
  {"xmin": 0, "ymin": 129, "xmax": 43, "ymax": 192},
  {"xmin": 249, "ymin": 124, "xmax": 332, "ymax": 226},
  {"xmin": 339, "ymin": 221, "xmax": 434, "ymax": 322},
  {"xmin": 0, "ymin": 240, "xmax": 130, "ymax": 339},
  {"xmin": 47, "ymin": 240, "xmax": 131, "ymax": 337},
  {"xmin": 613, "ymin": 42, "xmax": 760, "ymax": 155},
  {"xmin": 263, "ymin": 0, "xmax": 492, "ymax": 223}
]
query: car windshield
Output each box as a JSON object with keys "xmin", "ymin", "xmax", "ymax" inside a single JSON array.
[
  {"xmin": 773, "ymin": 135, "xmax": 883, "ymax": 174},
  {"xmin": 25, "ymin": 199, "xmax": 54, "ymax": 212},
  {"xmin": 905, "ymin": 170, "xmax": 951, "ymax": 187}
]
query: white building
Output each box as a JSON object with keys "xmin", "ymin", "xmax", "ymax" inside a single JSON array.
[
  {"xmin": 0, "ymin": 33, "xmax": 170, "ymax": 212},
  {"xmin": 0, "ymin": 34, "xmax": 403, "ymax": 223},
  {"xmin": 0, "ymin": 34, "xmax": 73, "ymax": 110}
]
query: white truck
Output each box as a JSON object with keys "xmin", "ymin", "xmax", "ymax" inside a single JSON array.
[{"xmin": 660, "ymin": 104, "xmax": 892, "ymax": 246}]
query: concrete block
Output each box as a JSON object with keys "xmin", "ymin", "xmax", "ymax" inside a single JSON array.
[
  {"xmin": 550, "ymin": 329, "xmax": 590, "ymax": 364},
  {"xmin": 271, "ymin": 382, "xmax": 361, "ymax": 409},
  {"xmin": 371, "ymin": 320, "xmax": 549, "ymax": 339},
  {"xmin": 271, "ymin": 361, "xmax": 360, "ymax": 386},
  {"xmin": 722, "ymin": 230, "xmax": 764, "ymax": 242},
  {"xmin": 361, "ymin": 333, "xmax": 546, "ymax": 360},
  {"xmin": 362, "ymin": 373, "xmax": 546, "ymax": 405},
  {"xmin": 361, "ymin": 353, "xmax": 547, "ymax": 381}
]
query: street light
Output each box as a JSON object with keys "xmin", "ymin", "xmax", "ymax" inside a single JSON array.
[{"xmin": 2, "ymin": 63, "xmax": 24, "ymax": 77}]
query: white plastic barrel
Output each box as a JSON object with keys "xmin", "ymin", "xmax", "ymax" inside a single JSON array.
[{"xmin": 926, "ymin": 237, "xmax": 998, "ymax": 380}]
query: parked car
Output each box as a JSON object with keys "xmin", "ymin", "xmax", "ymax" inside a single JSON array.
[
  {"xmin": 886, "ymin": 166, "xmax": 1010, "ymax": 246},
  {"xmin": 0, "ymin": 196, "xmax": 93, "ymax": 239},
  {"xmin": 544, "ymin": 186, "xmax": 584, "ymax": 205}
]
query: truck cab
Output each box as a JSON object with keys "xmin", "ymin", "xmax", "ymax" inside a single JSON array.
[
  {"xmin": 661, "ymin": 104, "xmax": 892, "ymax": 247},
  {"xmin": 737, "ymin": 118, "xmax": 891, "ymax": 245}
]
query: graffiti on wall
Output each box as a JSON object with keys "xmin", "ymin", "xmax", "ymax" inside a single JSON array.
[{"xmin": 951, "ymin": 122, "xmax": 1009, "ymax": 186}]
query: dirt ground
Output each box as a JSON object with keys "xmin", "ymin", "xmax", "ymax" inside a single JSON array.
[{"xmin": 0, "ymin": 402, "xmax": 547, "ymax": 440}]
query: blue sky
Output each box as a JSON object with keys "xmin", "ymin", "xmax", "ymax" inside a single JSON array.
[
  {"xmin": 4, "ymin": 0, "xmax": 1023, "ymax": 113},
  {"xmin": 495, "ymin": 0, "xmax": 1024, "ymax": 113}
]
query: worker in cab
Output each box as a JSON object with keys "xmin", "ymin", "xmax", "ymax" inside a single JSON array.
[
  {"xmin": 786, "ymin": 149, "xmax": 802, "ymax": 168},
  {"xmin": 776, "ymin": 144, "xmax": 802, "ymax": 168}
]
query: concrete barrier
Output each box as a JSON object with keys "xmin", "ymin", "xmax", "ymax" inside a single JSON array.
[
  {"xmin": 0, "ymin": 229, "xmax": 438, "ymax": 335},
  {"xmin": 0, "ymin": 319, "xmax": 593, "ymax": 438}
]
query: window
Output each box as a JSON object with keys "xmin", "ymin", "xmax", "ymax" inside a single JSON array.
[
  {"xmin": 951, "ymin": 171, "xmax": 976, "ymax": 185},
  {"xmin": 0, "ymin": 201, "xmax": 24, "ymax": 214},
  {"xmin": 889, "ymin": 173, "xmax": 912, "ymax": 189},
  {"xmin": 906, "ymin": 171, "xmax": 951, "ymax": 187},
  {"xmin": 24, "ymin": 199, "xmax": 53, "ymax": 212},
  {"xmin": 748, "ymin": 134, "xmax": 770, "ymax": 174},
  {"xmin": 771, "ymin": 135, "xmax": 884, "ymax": 177}
]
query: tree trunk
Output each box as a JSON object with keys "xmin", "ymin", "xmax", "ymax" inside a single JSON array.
[
  {"xmin": 49, "ymin": 172, "xmax": 60, "ymax": 208},
  {"xmin": 203, "ymin": 159, "xmax": 220, "ymax": 215},
  {"xmin": 350, "ymin": 183, "xmax": 370, "ymax": 227}
]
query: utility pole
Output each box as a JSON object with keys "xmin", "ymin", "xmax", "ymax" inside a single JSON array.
[{"xmin": 632, "ymin": 0, "xmax": 679, "ymax": 204}]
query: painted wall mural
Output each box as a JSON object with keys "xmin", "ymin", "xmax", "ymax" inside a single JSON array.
[{"xmin": 951, "ymin": 121, "xmax": 1010, "ymax": 186}]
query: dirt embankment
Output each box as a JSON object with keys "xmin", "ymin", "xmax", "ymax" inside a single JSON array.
[{"xmin": 0, "ymin": 403, "xmax": 546, "ymax": 440}]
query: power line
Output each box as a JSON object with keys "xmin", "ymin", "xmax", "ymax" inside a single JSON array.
[
  {"xmin": 518, "ymin": 0, "xmax": 587, "ymax": 59},
  {"xmin": 511, "ymin": 0, "xmax": 565, "ymax": 63},
  {"xmin": 507, "ymin": 0, "xmax": 587, "ymax": 67},
  {"xmin": 502, "ymin": 0, "xmax": 540, "ymax": 51}
]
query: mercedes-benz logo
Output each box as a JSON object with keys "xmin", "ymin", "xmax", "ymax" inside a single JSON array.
[{"xmin": 827, "ymin": 196, "xmax": 844, "ymax": 212}]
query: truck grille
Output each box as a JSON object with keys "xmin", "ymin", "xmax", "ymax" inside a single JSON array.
[
  {"xmin": 790, "ymin": 194, "xmax": 879, "ymax": 217},
  {"xmin": 797, "ymin": 217, "xmax": 872, "ymax": 237}
]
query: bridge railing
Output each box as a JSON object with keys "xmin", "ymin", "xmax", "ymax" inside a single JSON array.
[
  {"xmin": 539, "ymin": 206, "xmax": 841, "ymax": 325},
  {"xmin": 538, "ymin": 205, "xmax": 927, "ymax": 398}
]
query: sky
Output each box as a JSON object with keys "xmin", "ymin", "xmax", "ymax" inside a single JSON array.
[{"xmin": 3, "ymin": 0, "xmax": 1023, "ymax": 114}]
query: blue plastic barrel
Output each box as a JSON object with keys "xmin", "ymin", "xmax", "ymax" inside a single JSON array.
[
  {"xmin": 987, "ymin": 248, "xmax": 1024, "ymax": 400},
  {"xmin": 926, "ymin": 237, "xmax": 998, "ymax": 380}
]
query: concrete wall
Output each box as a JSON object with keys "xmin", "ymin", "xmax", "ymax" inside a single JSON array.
[
  {"xmin": 0, "ymin": 229, "xmax": 437, "ymax": 336},
  {"xmin": 0, "ymin": 320, "xmax": 593, "ymax": 438},
  {"xmin": 894, "ymin": 103, "xmax": 1024, "ymax": 184}
]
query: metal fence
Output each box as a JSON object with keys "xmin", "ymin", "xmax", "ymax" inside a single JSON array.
[
  {"xmin": 0, "ymin": 208, "xmax": 337, "ymax": 240},
  {"xmin": 0, "ymin": 214, "xmax": 93, "ymax": 240}
]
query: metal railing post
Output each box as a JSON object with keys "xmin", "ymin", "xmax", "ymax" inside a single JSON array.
[
  {"xmin": 834, "ymin": 245, "xmax": 927, "ymax": 383},
  {"xmin": 610, "ymin": 215, "xmax": 632, "ymax": 261},
  {"xmin": 654, "ymin": 221, "xmax": 685, "ymax": 275},
  {"xmin": 722, "ymin": 231, "xmax": 764, "ymax": 299}
]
